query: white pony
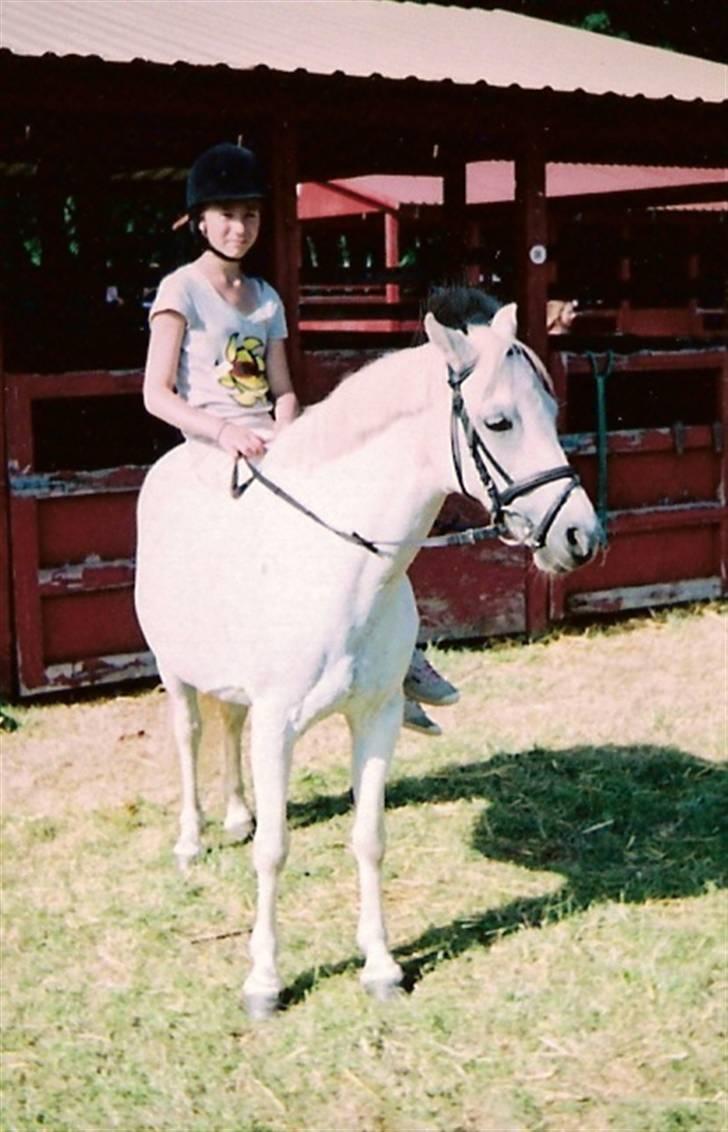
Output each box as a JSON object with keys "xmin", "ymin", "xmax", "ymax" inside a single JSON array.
[{"xmin": 135, "ymin": 298, "xmax": 600, "ymax": 1017}]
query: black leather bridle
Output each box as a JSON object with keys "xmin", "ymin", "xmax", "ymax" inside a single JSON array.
[
  {"xmin": 231, "ymin": 345, "xmax": 582, "ymax": 557},
  {"xmin": 447, "ymin": 349, "xmax": 580, "ymax": 550}
]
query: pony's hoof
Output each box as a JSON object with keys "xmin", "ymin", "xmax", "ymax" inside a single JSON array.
[
  {"xmin": 361, "ymin": 956, "xmax": 403, "ymax": 1001},
  {"xmin": 173, "ymin": 842, "xmax": 202, "ymax": 871},
  {"xmin": 363, "ymin": 978, "xmax": 404, "ymax": 1003},
  {"xmin": 224, "ymin": 816, "xmax": 254, "ymax": 844},
  {"xmin": 243, "ymin": 992, "xmax": 279, "ymax": 1021}
]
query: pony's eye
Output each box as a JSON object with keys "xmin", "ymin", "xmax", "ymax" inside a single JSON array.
[{"xmin": 485, "ymin": 416, "xmax": 513, "ymax": 432}]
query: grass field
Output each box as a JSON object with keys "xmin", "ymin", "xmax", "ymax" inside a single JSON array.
[{"xmin": 1, "ymin": 603, "xmax": 726, "ymax": 1131}]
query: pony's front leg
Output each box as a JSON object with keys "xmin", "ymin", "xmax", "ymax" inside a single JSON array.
[
  {"xmin": 349, "ymin": 695, "xmax": 404, "ymax": 1000},
  {"xmin": 219, "ymin": 701, "xmax": 253, "ymax": 842},
  {"xmin": 166, "ymin": 677, "xmax": 204, "ymax": 869},
  {"xmin": 242, "ymin": 704, "xmax": 294, "ymax": 1020}
]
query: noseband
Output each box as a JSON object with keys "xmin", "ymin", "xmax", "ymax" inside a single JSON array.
[{"xmin": 447, "ymin": 349, "xmax": 580, "ymax": 550}]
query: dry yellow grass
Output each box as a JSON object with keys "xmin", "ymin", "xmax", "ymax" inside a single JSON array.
[{"xmin": 1, "ymin": 603, "xmax": 726, "ymax": 1131}]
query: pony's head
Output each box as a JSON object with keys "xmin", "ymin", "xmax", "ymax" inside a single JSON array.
[{"xmin": 425, "ymin": 297, "xmax": 602, "ymax": 574}]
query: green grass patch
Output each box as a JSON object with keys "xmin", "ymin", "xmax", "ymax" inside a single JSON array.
[{"xmin": 1, "ymin": 604, "xmax": 726, "ymax": 1130}]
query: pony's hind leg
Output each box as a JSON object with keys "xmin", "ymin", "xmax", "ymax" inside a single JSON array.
[
  {"xmin": 349, "ymin": 695, "xmax": 404, "ymax": 1000},
  {"xmin": 220, "ymin": 701, "xmax": 253, "ymax": 842},
  {"xmin": 166, "ymin": 676, "xmax": 205, "ymax": 869},
  {"xmin": 242, "ymin": 704, "xmax": 295, "ymax": 1019}
]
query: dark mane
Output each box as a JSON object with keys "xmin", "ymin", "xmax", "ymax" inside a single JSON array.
[{"xmin": 426, "ymin": 286, "xmax": 502, "ymax": 332}]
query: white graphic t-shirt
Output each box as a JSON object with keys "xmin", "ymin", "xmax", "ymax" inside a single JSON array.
[{"xmin": 150, "ymin": 264, "xmax": 288, "ymax": 424}]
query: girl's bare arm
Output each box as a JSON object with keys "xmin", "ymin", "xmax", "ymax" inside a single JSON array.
[
  {"xmin": 267, "ymin": 337, "xmax": 300, "ymax": 433},
  {"xmin": 143, "ymin": 311, "xmax": 266, "ymax": 456}
]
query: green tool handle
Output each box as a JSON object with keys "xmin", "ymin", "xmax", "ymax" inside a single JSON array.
[{"xmin": 587, "ymin": 351, "xmax": 615, "ymax": 535}]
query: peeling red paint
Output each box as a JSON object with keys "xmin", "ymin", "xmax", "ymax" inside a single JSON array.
[
  {"xmin": 37, "ymin": 558, "xmax": 136, "ymax": 596},
  {"xmin": 21, "ymin": 651, "xmax": 157, "ymax": 696},
  {"xmin": 566, "ymin": 576, "xmax": 721, "ymax": 615},
  {"xmin": 9, "ymin": 465, "xmax": 147, "ymax": 498},
  {"xmin": 2, "ymin": 348, "xmax": 727, "ymax": 696}
]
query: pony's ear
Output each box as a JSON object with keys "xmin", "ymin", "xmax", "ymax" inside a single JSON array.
[
  {"xmin": 424, "ymin": 313, "xmax": 477, "ymax": 372},
  {"xmin": 490, "ymin": 302, "xmax": 518, "ymax": 343}
]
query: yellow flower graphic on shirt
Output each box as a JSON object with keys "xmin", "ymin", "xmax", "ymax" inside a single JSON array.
[{"xmin": 215, "ymin": 334, "xmax": 270, "ymax": 408}]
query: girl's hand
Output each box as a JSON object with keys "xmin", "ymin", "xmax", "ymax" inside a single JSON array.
[{"xmin": 215, "ymin": 421, "xmax": 267, "ymax": 458}]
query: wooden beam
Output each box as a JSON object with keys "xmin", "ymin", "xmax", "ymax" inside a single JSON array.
[{"xmin": 566, "ymin": 576, "xmax": 722, "ymax": 615}]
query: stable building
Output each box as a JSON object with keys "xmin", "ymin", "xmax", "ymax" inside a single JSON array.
[{"xmin": 1, "ymin": 0, "xmax": 726, "ymax": 694}]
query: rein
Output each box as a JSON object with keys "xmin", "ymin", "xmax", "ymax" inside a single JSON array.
[
  {"xmin": 230, "ymin": 459, "xmax": 496, "ymax": 557},
  {"xmin": 231, "ymin": 460, "xmax": 383, "ymax": 555},
  {"xmin": 230, "ymin": 349, "xmax": 581, "ymax": 557}
]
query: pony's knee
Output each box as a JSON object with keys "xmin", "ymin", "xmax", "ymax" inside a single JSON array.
[
  {"xmin": 253, "ymin": 828, "xmax": 289, "ymax": 874},
  {"xmin": 351, "ymin": 821, "xmax": 384, "ymax": 867}
]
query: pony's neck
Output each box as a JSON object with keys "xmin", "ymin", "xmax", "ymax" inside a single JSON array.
[
  {"xmin": 263, "ymin": 347, "xmax": 455, "ymax": 563},
  {"xmin": 333, "ymin": 410, "xmax": 451, "ymax": 553},
  {"xmin": 267, "ymin": 343, "xmax": 448, "ymax": 476}
]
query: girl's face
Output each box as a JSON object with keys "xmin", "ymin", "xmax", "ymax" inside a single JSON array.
[{"xmin": 199, "ymin": 200, "xmax": 262, "ymax": 260}]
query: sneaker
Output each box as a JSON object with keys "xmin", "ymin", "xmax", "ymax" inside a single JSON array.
[
  {"xmin": 403, "ymin": 698, "xmax": 442, "ymax": 737},
  {"xmin": 403, "ymin": 648, "xmax": 460, "ymax": 707}
]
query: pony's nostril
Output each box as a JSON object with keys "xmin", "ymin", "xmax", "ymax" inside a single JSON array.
[{"xmin": 566, "ymin": 526, "xmax": 592, "ymax": 563}]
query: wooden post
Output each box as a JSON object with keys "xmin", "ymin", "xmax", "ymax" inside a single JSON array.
[
  {"xmin": 266, "ymin": 121, "xmax": 302, "ymax": 390},
  {"xmin": 75, "ymin": 166, "xmax": 104, "ymax": 279},
  {"xmin": 515, "ymin": 134, "xmax": 550, "ymax": 634},
  {"xmin": 384, "ymin": 211, "xmax": 400, "ymax": 305},
  {"xmin": 687, "ymin": 218, "xmax": 700, "ymax": 330},
  {"xmin": 441, "ymin": 152, "xmax": 467, "ymax": 285},
  {"xmin": 618, "ymin": 218, "xmax": 631, "ymax": 332},
  {"xmin": 465, "ymin": 217, "xmax": 481, "ymax": 287},
  {"xmin": 514, "ymin": 135, "xmax": 548, "ymax": 362},
  {"xmin": 0, "ymin": 330, "xmax": 16, "ymax": 697},
  {"xmin": 36, "ymin": 158, "xmax": 69, "ymax": 340},
  {"xmin": 719, "ymin": 352, "xmax": 728, "ymax": 596}
]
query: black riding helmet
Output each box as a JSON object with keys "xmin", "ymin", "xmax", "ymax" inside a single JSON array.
[{"xmin": 186, "ymin": 143, "xmax": 266, "ymax": 212}]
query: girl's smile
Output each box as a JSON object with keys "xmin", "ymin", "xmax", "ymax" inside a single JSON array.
[{"xmin": 200, "ymin": 201, "xmax": 262, "ymax": 259}]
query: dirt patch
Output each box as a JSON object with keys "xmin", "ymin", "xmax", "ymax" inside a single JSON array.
[
  {"xmin": 1, "ymin": 687, "xmax": 352, "ymax": 818},
  {"xmin": 3, "ymin": 606, "xmax": 724, "ymax": 818}
]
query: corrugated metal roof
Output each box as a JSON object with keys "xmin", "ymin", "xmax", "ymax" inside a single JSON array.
[
  {"xmin": 652, "ymin": 202, "xmax": 727, "ymax": 212},
  {"xmin": 2, "ymin": 0, "xmax": 725, "ymax": 105},
  {"xmin": 334, "ymin": 163, "xmax": 728, "ymax": 208}
]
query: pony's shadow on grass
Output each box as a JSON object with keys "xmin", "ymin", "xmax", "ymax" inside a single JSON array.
[{"xmin": 281, "ymin": 745, "xmax": 727, "ymax": 1006}]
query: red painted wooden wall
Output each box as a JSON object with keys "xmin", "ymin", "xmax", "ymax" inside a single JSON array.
[{"xmin": 1, "ymin": 347, "xmax": 726, "ymax": 697}]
